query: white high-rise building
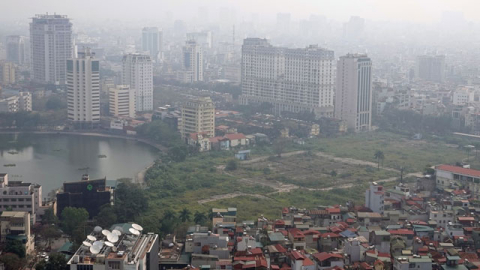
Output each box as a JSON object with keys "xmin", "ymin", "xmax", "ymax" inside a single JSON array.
[
  {"xmin": 365, "ymin": 182, "xmax": 384, "ymax": 214},
  {"xmin": 6, "ymin": 36, "xmax": 26, "ymax": 65},
  {"xmin": 240, "ymin": 38, "xmax": 335, "ymax": 117},
  {"xmin": 181, "ymin": 40, "xmax": 203, "ymax": 83},
  {"xmin": 142, "ymin": 27, "xmax": 162, "ymax": 61},
  {"xmin": 67, "ymin": 50, "xmax": 100, "ymax": 127},
  {"xmin": 109, "ymin": 85, "xmax": 136, "ymax": 118},
  {"xmin": 30, "ymin": 14, "xmax": 73, "ymax": 85},
  {"xmin": 335, "ymin": 54, "xmax": 373, "ymax": 132},
  {"xmin": 122, "ymin": 53, "xmax": 153, "ymax": 112}
]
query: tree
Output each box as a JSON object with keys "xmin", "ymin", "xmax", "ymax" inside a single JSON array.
[
  {"xmin": 163, "ymin": 209, "xmax": 177, "ymax": 221},
  {"xmin": 179, "ymin": 208, "xmax": 191, "ymax": 223},
  {"xmin": 35, "ymin": 253, "xmax": 67, "ymax": 270},
  {"xmin": 168, "ymin": 144, "xmax": 188, "ymax": 162},
  {"xmin": 95, "ymin": 204, "xmax": 118, "ymax": 229},
  {"xmin": 374, "ymin": 150, "xmax": 385, "ymax": 170},
  {"xmin": 60, "ymin": 207, "xmax": 89, "ymax": 237},
  {"xmin": 273, "ymin": 138, "xmax": 288, "ymax": 158},
  {"xmin": 0, "ymin": 253, "xmax": 24, "ymax": 270},
  {"xmin": 45, "ymin": 96, "xmax": 66, "ymax": 111},
  {"xmin": 42, "ymin": 208, "xmax": 58, "ymax": 225},
  {"xmin": 330, "ymin": 170, "xmax": 337, "ymax": 177},
  {"xmin": 194, "ymin": 211, "xmax": 207, "ymax": 225},
  {"xmin": 4, "ymin": 239, "xmax": 25, "ymax": 258},
  {"xmin": 114, "ymin": 182, "xmax": 148, "ymax": 222},
  {"xmin": 40, "ymin": 225, "xmax": 62, "ymax": 249},
  {"xmin": 225, "ymin": 159, "xmax": 238, "ymax": 171}
]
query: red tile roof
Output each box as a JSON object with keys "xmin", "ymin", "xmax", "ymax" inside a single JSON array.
[
  {"xmin": 289, "ymin": 228, "xmax": 305, "ymax": 238},
  {"xmin": 388, "ymin": 229, "xmax": 414, "ymax": 235},
  {"xmin": 303, "ymin": 258, "xmax": 314, "ymax": 266},
  {"xmin": 224, "ymin": 133, "xmax": 246, "ymax": 140},
  {"xmin": 436, "ymin": 164, "xmax": 480, "ymax": 178},
  {"xmin": 274, "ymin": 244, "xmax": 287, "ymax": 253},
  {"xmin": 326, "ymin": 208, "xmax": 341, "ymax": 214},
  {"xmin": 321, "ymin": 232, "xmax": 340, "ymax": 238},
  {"xmin": 313, "ymin": 252, "xmax": 343, "ymax": 262}
]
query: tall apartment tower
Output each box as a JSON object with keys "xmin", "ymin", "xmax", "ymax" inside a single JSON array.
[
  {"xmin": 122, "ymin": 54, "xmax": 153, "ymax": 112},
  {"xmin": 180, "ymin": 97, "xmax": 215, "ymax": 139},
  {"xmin": 240, "ymin": 38, "xmax": 335, "ymax": 117},
  {"xmin": 109, "ymin": 85, "xmax": 136, "ymax": 118},
  {"xmin": 417, "ymin": 55, "xmax": 445, "ymax": 83},
  {"xmin": 335, "ymin": 54, "xmax": 373, "ymax": 132},
  {"xmin": 142, "ymin": 27, "xmax": 162, "ymax": 61},
  {"xmin": 67, "ymin": 50, "xmax": 100, "ymax": 128},
  {"xmin": 0, "ymin": 62, "xmax": 16, "ymax": 86},
  {"xmin": 6, "ymin": 36, "xmax": 26, "ymax": 65},
  {"xmin": 30, "ymin": 14, "xmax": 73, "ymax": 85},
  {"xmin": 182, "ymin": 40, "xmax": 203, "ymax": 83}
]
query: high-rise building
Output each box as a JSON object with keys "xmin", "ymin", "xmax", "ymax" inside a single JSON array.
[
  {"xmin": 365, "ymin": 182, "xmax": 384, "ymax": 214},
  {"xmin": 335, "ymin": 54, "xmax": 373, "ymax": 132},
  {"xmin": 67, "ymin": 50, "xmax": 100, "ymax": 127},
  {"xmin": 240, "ymin": 38, "xmax": 335, "ymax": 117},
  {"xmin": 6, "ymin": 36, "xmax": 26, "ymax": 65},
  {"xmin": 186, "ymin": 31, "xmax": 213, "ymax": 49},
  {"xmin": 0, "ymin": 174, "xmax": 42, "ymax": 224},
  {"xmin": 0, "ymin": 61, "xmax": 16, "ymax": 86},
  {"xmin": 30, "ymin": 14, "xmax": 73, "ymax": 84},
  {"xmin": 122, "ymin": 54, "xmax": 153, "ymax": 112},
  {"xmin": 181, "ymin": 40, "xmax": 203, "ymax": 83},
  {"xmin": 417, "ymin": 55, "xmax": 445, "ymax": 83},
  {"xmin": 180, "ymin": 97, "xmax": 215, "ymax": 139},
  {"xmin": 109, "ymin": 85, "xmax": 136, "ymax": 118},
  {"xmin": 142, "ymin": 27, "xmax": 162, "ymax": 61}
]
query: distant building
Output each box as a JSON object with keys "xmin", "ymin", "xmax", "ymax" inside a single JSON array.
[
  {"xmin": 335, "ymin": 54, "xmax": 373, "ymax": 132},
  {"xmin": 180, "ymin": 40, "xmax": 204, "ymax": 83},
  {"xmin": 56, "ymin": 174, "xmax": 113, "ymax": 218},
  {"xmin": 0, "ymin": 61, "xmax": 16, "ymax": 86},
  {"xmin": 186, "ymin": 31, "xmax": 213, "ymax": 49},
  {"xmin": 142, "ymin": 27, "xmax": 162, "ymax": 61},
  {"xmin": 30, "ymin": 14, "xmax": 73, "ymax": 84},
  {"xmin": 452, "ymin": 87, "xmax": 474, "ymax": 106},
  {"xmin": 0, "ymin": 92, "xmax": 32, "ymax": 113},
  {"xmin": 122, "ymin": 53, "xmax": 153, "ymax": 112},
  {"xmin": 67, "ymin": 50, "xmax": 100, "ymax": 128},
  {"xmin": 343, "ymin": 16, "xmax": 365, "ymax": 40},
  {"xmin": 180, "ymin": 97, "xmax": 215, "ymax": 139},
  {"xmin": 5, "ymin": 36, "xmax": 26, "ymax": 65},
  {"xmin": 0, "ymin": 174, "xmax": 42, "ymax": 224},
  {"xmin": 417, "ymin": 55, "xmax": 445, "ymax": 83},
  {"xmin": 68, "ymin": 223, "xmax": 159, "ymax": 270},
  {"xmin": 109, "ymin": 85, "xmax": 136, "ymax": 118},
  {"xmin": 0, "ymin": 211, "xmax": 34, "ymax": 256},
  {"xmin": 240, "ymin": 38, "xmax": 335, "ymax": 117},
  {"xmin": 365, "ymin": 182, "xmax": 384, "ymax": 214}
]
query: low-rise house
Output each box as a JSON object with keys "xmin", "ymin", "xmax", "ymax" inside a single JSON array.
[
  {"xmin": 0, "ymin": 211, "xmax": 34, "ymax": 256},
  {"xmin": 370, "ymin": 230, "xmax": 390, "ymax": 254},
  {"xmin": 224, "ymin": 133, "xmax": 248, "ymax": 147},
  {"xmin": 312, "ymin": 252, "xmax": 344, "ymax": 270},
  {"xmin": 393, "ymin": 255, "xmax": 432, "ymax": 270},
  {"xmin": 288, "ymin": 228, "xmax": 306, "ymax": 250}
]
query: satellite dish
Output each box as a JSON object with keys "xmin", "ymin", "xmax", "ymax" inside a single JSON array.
[
  {"xmin": 105, "ymin": 241, "xmax": 114, "ymax": 247},
  {"xmin": 93, "ymin": 241, "xmax": 104, "ymax": 249},
  {"xmin": 90, "ymin": 245, "xmax": 101, "ymax": 254},
  {"xmin": 83, "ymin": 241, "xmax": 92, "ymax": 247},
  {"xmin": 132, "ymin": 224, "xmax": 143, "ymax": 231},
  {"xmin": 114, "ymin": 226, "xmax": 124, "ymax": 233},
  {"xmin": 94, "ymin": 226, "xmax": 102, "ymax": 233},
  {"xmin": 107, "ymin": 233, "xmax": 119, "ymax": 243},
  {"xmin": 87, "ymin": 235, "xmax": 96, "ymax": 241},
  {"xmin": 112, "ymin": 229, "xmax": 122, "ymax": 236},
  {"xmin": 102, "ymin": 230, "xmax": 111, "ymax": 237},
  {"xmin": 129, "ymin": 228, "xmax": 140, "ymax": 235}
]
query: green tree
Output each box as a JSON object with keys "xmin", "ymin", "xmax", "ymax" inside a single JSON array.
[
  {"xmin": 4, "ymin": 239, "xmax": 25, "ymax": 258},
  {"xmin": 168, "ymin": 144, "xmax": 188, "ymax": 162},
  {"xmin": 40, "ymin": 225, "xmax": 62, "ymax": 249},
  {"xmin": 225, "ymin": 159, "xmax": 238, "ymax": 171},
  {"xmin": 95, "ymin": 204, "xmax": 118, "ymax": 228},
  {"xmin": 330, "ymin": 170, "xmax": 337, "ymax": 177},
  {"xmin": 35, "ymin": 253, "xmax": 67, "ymax": 270},
  {"xmin": 114, "ymin": 182, "xmax": 148, "ymax": 222},
  {"xmin": 194, "ymin": 211, "xmax": 207, "ymax": 225},
  {"xmin": 45, "ymin": 96, "xmax": 66, "ymax": 111},
  {"xmin": 163, "ymin": 209, "xmax": 177, "ymax": 221},
  {"xmin": 179, "ymin": 208, "xmax": 191, "ymax": 223},
  {"xmin": 60, "ymin": 207, "xmax": 89, "ymax": 237},
  {"xmin": 0, "ymin": 253, "xmax": 24, "ymax": 270},
  {"xmin": 273, "ymin": 138, "xmax": 288, "ymax": 157},
  {"xmin": 42, "ymin": 208, "xmax": 58, "ymax": 225},
  {"xmin": 374, "ymin": 150, "xmax": 385, "ymax": 170}
]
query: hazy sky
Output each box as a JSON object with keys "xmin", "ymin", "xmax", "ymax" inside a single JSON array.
[{"xmin": 1, "ymin": 0, "xmax": 478, "ymax": 23}]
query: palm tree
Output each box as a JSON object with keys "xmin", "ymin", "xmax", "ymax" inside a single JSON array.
[
  {"xmin": 179, "ymin": 208, "xmax": 191, "ymax": 223},
  {"xmin": 163, "ymin": 209, "xmax": 176, "ymax": 221},
  {"xmin": 473, "ymin": 143, "xmax": 480, "ymax": 159},
  {"xmin": 194, "ymin": 211, "xmax": 207, "ymax": 225},
  {"xmin": 374, "ymin": 150, "xmax": 385, "ymax": 170}
]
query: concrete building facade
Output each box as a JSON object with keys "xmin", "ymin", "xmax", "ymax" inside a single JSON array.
[
  {"xmin": 30, "ymin": 14, "xmax": 73, "ymax": 84},
  {"xmin": 67, "ymin": 50, "xmax": 100, "ymax": 127},
  {"xmin": 6, "ymin": 35, "xmax": 26, "ymax": 65},
  {"xmin": 365, "ymin": 182, "xmax": 384, "ymax": 214},
  {"xmin": 180, "ymin": 97, "xmax": 215, "ymax": 139},
  {"xmin": 417, "ymin": 55, "xmax": 445, "ymax": 83},
  {"xmin": 335, "ymin": 54, "xmax": 373, "ymax": 132},
  {"xmin": 0, "ymin": 211, "xmax": 34, "ymax": 256},
  {"xmin": 240, "ymin": 38, "xmax": 335, "ymax": 117},
  {"xmin": 0, "ymin": 61, "xmax": 16, "ymax": 86},
  {"xmin": 181, "ymin": 40, "xmax": 204, "ymax": 83},
  {"xmin": 109, "ymin": 85, "xmax": 136, "ymax": 118},
  {"xmin": 142, "ymin": 27, "xmax": 162, "ymax": 61},
  {"xmin": 122, "ymin": 54, "xmax": 153, "ymax": 112},
  {"xmin": 0, "ymin": 174, "xmax": 42, "ymax": 224}
]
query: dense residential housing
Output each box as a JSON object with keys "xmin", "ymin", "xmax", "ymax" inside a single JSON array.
[
  {"xmin": 240, "ymin": 38, "xmax": 335, "ymax": 117},
  {"xmin": 417, "ymin": 55, "xmax": 445, "ymax": 83}
]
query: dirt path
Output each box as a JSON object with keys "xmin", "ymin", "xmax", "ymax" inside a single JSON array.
[
  {"xmin": 241, "ymin": 150, "xmax": 306, "ymax": 164},
  {"xmin": 198, "ymin": 192, "xmax": 270, "ymax": 204}
]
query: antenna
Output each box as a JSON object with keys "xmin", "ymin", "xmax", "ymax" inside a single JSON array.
[
  {"xmin": 83, "ymin": 241, "xmax": 92, "ymax": 247},
  {"xmin": 112, "ymin": 229, "xmax": 122, "ymax": 236},
  {"xmin": 129, "ymin": 228, "xmax": 140, "ymax": 235},
  {"xmin": 105, "ymin": 241, "xmax": 114, "ymax": 247}
]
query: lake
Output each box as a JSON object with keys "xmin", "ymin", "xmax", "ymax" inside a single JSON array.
[{"xmin": 0, "ymin": 133, "xmax": 159, "ymax": 197}]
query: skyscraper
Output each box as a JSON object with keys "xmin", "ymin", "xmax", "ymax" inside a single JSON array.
[
  {"xmin": 335, "ymin": 54, "xmax": 373, "ymax": 132},
  {"xmin": 142, "ymin": 27, "xmax": 162, "ymax": 61},
  {"xmin": 181, "ymin": 40, "xmax": 203, "ymax": 83},
  {"xmin": 417, "ymin": 55, "xmax": 445, "ymax": 83},
  {"xmin": 240, "ymin": 38, "xmax": 335, "ymax": 117},
  {"xmin": 67, "ymin": 50, "xmax": 100, "ymax": 128},
  {"xmin": 180, "ymin": 97, "xmax": 215, "ymax": 139},
  {"xmin": 109, "ymin": 85, "xmax": 136, "ymax": 118},
  {"xmin": 6, "ymin": 36, "xmax": 25, "ymax": 65},
  {"xmin": 30, "ymin": 14, "xmax": 73, "ymax": 85},
  {"xmin": 122, "ymin": 54, "xmax": 153, "ymax": 112}
]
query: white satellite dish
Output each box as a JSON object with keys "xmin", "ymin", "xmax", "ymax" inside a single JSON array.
[
  {"xmin": 90, "ymin": 245, "xmax": 101, "ymax": 254},
  {"xmin": 94, "ymin": 226, "xmax": 102, "ymax": 233},
  {"xmin": 114, "ymin": 226, "xmax": 124, "ymax": 233},
  {"xmin": 83, "ymin": 241, "xmax": 92, "ymax": 247},
  {"xmin": 102, "ymin": 230, "xmax": 111, "ymax": 237},
  {"xmin": 107, "ymin": 233, "xmax": 119, "ymax": 243},
  {"xmin": 132, "ymin": 224, "xmax": 143, "ymax": 231},
  {"xmin": 93, "ymin": 241, "xmax": 104, "ymax": 249},
  {"xmin": 112, "ymin": 229, "xmax": 122, "ymax": 236},
  {"xmin": 129, "ymin": 228, "xmax": 140, "ymax": 235},
  {"xmin": 87, "ymin": 235, "xmax": 96, "ymax": 241},
  {"xmin": 105, "ymin": 241, "xmax": 114, "ymax": 247}
]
